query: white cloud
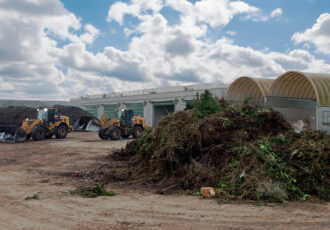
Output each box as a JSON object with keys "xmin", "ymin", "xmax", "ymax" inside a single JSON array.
[
  {"xmin": 79, "ymin": 24, "xmax": 100, "ymax": 44},
  {"xmin": 226, "ymin": 31, "xmax": 236, "ymax": 36},
  {"xmin": 271, "ymin": 8, "xmax": 282, "ymax": 18},
  {"xmin": 107, "ymin": 0, "xmax": 164, "ymax": 24},
  {"xmin": 105, "ymin": 1, "xmax": 330, "ymax": 86},
  {"xmin": 0, "ymin": 0, "xmax": 104, "ymax": 99},
  {"xmin": 107, "ymin": 2, "xmax": 139, "ymax": 24},
  {"xmin": 108, "ymin": 0, "xmax": 261, "ymax": 28},
  {"xmin": 1, "ymin": 0, "xmax": 330, "ymax": 100},
  {"xmin": 292, "ymin": 13, "xmax": 330, "ymax": 55},
  {"xmin": 166, "ymin": 0, "xmax": 260, "ymax": 28},
  {"xmin": 243, "ymin": 7, "xmax": 282, "ymax": 22}
]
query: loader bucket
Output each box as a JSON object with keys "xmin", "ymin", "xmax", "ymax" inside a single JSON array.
[
  {"xmin": 85, "ymin": 120, "xmax": 99, "ymax": 131},
  {"xmin": 0, "ymin": 125, "xmax": 27, "ymax": 143},
  {"xmin": 74, "ymin": 116, "xmax": 99, "ymax": 132}
]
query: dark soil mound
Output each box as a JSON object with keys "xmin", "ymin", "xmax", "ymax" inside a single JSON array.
[
  {"xmin": 0, "ymin": 106, "xmax": 37, "ymax": 126},
  {"xmin": 53, "ymin": 105, "xmax": 97, "ymax": 126},
  {"xmin": 0, "ymin": 105, "xmax": 96, "ymax": 126},
  {"xmin": 119, "ymin": 101, "xmax": 330, "ymax": 202}
]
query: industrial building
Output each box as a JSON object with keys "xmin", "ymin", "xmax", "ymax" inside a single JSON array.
[
  {"xmin": 1, "ymin": 70, "xmax": 330, "ymax": 133},
  {"xmin": 70, "ymin": 83, "xmax": 228, "ymax": 127}
]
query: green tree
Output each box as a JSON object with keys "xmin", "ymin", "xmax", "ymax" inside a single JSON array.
[{"xmin": 194, "ymin": 90, "xmax": 221, "ymax": 118}]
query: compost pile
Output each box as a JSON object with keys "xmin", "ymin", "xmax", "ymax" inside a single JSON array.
[
  {"xmin": 120, "ymin": 92, "xmax": 329, "ymax": 202},
  {"xmin": 53, "ymin": 105, "xmax": 97, "ymax": 126},
  {"xmin": 0, "ymin": 105, "xmax": 96, "ymax": 126}
]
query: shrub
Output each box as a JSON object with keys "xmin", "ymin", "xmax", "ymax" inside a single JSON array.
[{"xmin": 194, "ymin": 90, "xmax": 221, "ymax": 119}]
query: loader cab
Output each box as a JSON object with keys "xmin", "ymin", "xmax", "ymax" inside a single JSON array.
[
  {"xmin": 118, "ymin": 109, "xmax": 134, "ymax": 127},
  {"xmin": 37, "ymin": 107, "xmax": 57, "ymax": 124},
  {"xmin": 37, "ymin": 108, "xmax": 48, "ymax": 120}
]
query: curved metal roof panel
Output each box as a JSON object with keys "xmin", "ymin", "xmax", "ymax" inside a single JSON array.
[
  {"xmin": 268, "ymin": 71, "xmax": 330, "ymax": 106},
  {"xmin": 225, "ymin": 76, "xmax": 274, "ymax": 104}
]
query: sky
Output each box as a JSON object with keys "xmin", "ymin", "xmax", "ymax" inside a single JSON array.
[{"xmin": 0, "ymin": 0, "xmax": 330, "ymax": 100}]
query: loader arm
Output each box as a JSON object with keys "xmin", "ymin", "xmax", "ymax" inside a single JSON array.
[
  {"xmin": 92, "ymin": 118, "xmax": 100, "ymax": 126},
  {"xmin": 99, "ymin": 113, "xmax": 107, "ymax": 128},
  {"xmin": 22, "ymin": 119, "xmax": 42, "ymax": 135},
  {"xmin": 99, "ymin": 113, "xmax": 119, "ymax": 130}
]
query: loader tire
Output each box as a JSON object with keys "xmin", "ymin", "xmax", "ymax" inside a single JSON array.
[
  {"xmin": 32, "ymin": 126, "xmax": 47, "ymax": 141},
  {"xmin": 55, "ymin": 124, "xmax": 68, "ymax": 139},
  {"xmin": 109, "ymin": 127, "xmax": 121, "ymax": 140},
  {"xmin": 98, "ymin": 129, "xmax": 108, "ymax": 140},
  {"xmin": 133, "ymin": 126, "xmax": 144, "ymax": 139}
]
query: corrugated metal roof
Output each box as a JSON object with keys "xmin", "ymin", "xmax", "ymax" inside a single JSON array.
[
  {"xmin": 268, "ymin": 71, "xmax": 330, "ymax": 106},
  {"xmin": 225, "ymin": 76, "xmax": 274, "ymax": 104}
]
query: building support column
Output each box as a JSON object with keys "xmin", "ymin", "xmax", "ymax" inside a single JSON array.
[
  {"xmin": 144, "ymin": 101, "xmax": 154, "ymax": 127},
  {"xmin": 97, "ymin": 104, "xmax": 104, "ymax": 119}
]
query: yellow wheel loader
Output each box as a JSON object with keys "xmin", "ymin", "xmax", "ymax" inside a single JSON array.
[
  {"xmin": 98, "ymin": 109, "xmax": 146, "ymax": 140},
  {"xmin": 0, "ymin": 107, "xmax": 73, "ymax": 143}
]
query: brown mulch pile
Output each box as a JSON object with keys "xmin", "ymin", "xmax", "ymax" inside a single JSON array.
[{"xmin": 114, "ymin": 100, "xmax": 329, "ymax": 202}]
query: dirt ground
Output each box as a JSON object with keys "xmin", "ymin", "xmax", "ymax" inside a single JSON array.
[{"xmin": 0, "ymin": 132, "xmax": 329, "ymax": 230}]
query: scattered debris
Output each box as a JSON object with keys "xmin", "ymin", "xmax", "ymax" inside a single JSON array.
[
  {"xmin": 24, "ymin": 194, "xmax": 39, "ymax": 200},
  {"xmin": 201, "ymin": 187, "xmax": 216, "ymax": 198},
  {"xmin": 71, "ymin": 183, "xmax": 116, "ymax": 198},
  {"xmin": 291, "ymin": 119, "xmax": 309, "ymax": 133}
]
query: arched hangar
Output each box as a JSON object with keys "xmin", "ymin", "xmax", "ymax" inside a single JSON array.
[
  {"xmin": 225, "ymin": 76, "xmax": 274, "ymax": 105},
  {"xmin": 266, "ymin": 71, "xmax": 330, "ymax": 133}
]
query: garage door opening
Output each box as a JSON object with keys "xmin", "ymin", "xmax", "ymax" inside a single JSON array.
[{"xmin": 153, "ymin": 101, "xmax": 175, "ymax": 126}]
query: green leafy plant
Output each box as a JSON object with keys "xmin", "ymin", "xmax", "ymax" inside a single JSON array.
[
  {"xmin": 257, "ymin": 140, "xmax": 303, "ymax": 198},
  {"xmin": 71, "ymin": 183, "xmax": 116, "ymax": 198},
  {"xmin": 189, "ymin": 189, "xmax": 202, "ymax": 196},
  {"xmin": 194, "ymin": 90, "xmax": 221, "ymax": 119}
]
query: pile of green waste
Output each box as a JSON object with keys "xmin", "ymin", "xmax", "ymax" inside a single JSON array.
[{"xmin": 120, "ymin": 91, "xmax": 329, "ymax": 202}]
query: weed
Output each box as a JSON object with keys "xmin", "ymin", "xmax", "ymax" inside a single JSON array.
[
  {"xmin": 255, "ymin": 180, "xmax": 288, "ymax": 202},
  {"xmin": 71, "ymin": 183, "xmax": 116, "ymax": 198},
  {"xmin": 256, "ymin": 140, "xmax": 303, "ymax": 199},
  {"xmin": 189, "ymin": 189, "xmax": 202, "ymax": 196}
]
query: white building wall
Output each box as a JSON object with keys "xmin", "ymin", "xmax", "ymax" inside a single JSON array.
[
  {"xmin": 318, "ymin": 107, "xmax": 330, "ymax": 134},
  {"xmin": 71, "ymin": 83, "xmax": 228, "ymax": 126}
]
